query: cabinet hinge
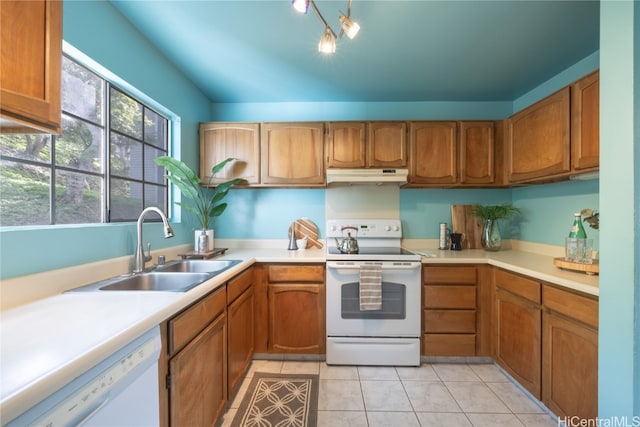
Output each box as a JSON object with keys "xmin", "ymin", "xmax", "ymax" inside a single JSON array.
[{"xmin": 166, "ymin": 373, "xmax": 171, "ymax": 389}]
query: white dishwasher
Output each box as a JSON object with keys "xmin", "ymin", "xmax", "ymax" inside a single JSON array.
[{"xmin": 6, "ymin": 326, "xmax": 161, "ymax": 427}]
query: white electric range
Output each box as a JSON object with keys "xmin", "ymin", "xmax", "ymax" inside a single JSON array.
[{"xmin": 325, "ymin": 219, "xmax": 421, "ymax": 366}]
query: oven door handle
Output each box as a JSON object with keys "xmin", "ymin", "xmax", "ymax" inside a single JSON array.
[{"xmin": 326, "ymin": 262, "xmax": 421, "ymax": 271}]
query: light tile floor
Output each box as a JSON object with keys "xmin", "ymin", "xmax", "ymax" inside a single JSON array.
[{"xmin": 220, "ymin": 361, "xmax": 559, "ymax": 427}]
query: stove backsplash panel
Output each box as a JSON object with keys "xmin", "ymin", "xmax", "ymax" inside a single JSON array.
[{"xmin": 326, "ymin": 184, "xmax": 400, "ymax": 220}]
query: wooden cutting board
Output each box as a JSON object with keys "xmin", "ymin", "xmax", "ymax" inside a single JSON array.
[
  {"xmin": 289, "ymin": 218, "xmax": 323, "ymax": 249},
  {"xmin": 450, "ymin": 205, "xmax": 483, "ymax": 249}
]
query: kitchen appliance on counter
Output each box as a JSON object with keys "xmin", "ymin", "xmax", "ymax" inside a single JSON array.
[{"xmin": 325, "ymin": 219, "xmax": 422, "ymax": 366}]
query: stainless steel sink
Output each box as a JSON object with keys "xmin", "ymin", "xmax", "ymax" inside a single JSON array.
[
  {"xmin": 66, "ymin": 259, "xmax": 243, "ymax": 293},
  {"xmin": 99, "ymin": 272, "xmax": 211, "ymax": 292},
  {"xmin": 67, "ymin": 272, "xmax": 212, "ymax": 293},
  {"xmin": 154, "ymin": 259, "xmax": 242, "ymax": 274}
]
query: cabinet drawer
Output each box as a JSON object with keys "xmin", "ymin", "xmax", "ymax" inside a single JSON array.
[
  {"xmin": 423, "ymin": 266, "xmax": 476, "ymax": 284},
  {"xmin": 423, "ymin": 333, "xmax": 476, "ymax": 356},
  {"xmin": 169, "ymin": 287, "xmax": 226, "ymax": 355},
  {"xmin": 424, "ymin": 285, "xmax": 476, "ymax": 309},
  {"xmin": 268, "ymin": 264, "xmax": 324, "ymax": 283},
  {"xmin": 542, "ymin": 284, "xmax": 598, "ymax": 328},
  {"xmin": 495, "ymin": 269, "xmax": 540, "ymax": 304},
  {"xmin": 424, "ymin": 310, "xmax": 476, "ymax": 333},
  {"xmin": 227, "ymin": 267, "xmax": 253, "ymax": 304}
]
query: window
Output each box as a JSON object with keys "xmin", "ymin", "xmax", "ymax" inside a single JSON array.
[{"xmin": 0, "ymin": 55, "xmax": 169, "ymax": 226}]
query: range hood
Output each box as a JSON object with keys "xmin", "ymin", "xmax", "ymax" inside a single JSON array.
[{"xmin": 326, "ymin": 168, "xmax": 408, "ymax": 185}]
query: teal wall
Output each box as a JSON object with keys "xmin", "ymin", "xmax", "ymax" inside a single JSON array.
[
  {"xmin": 598, "ymin": 0, "xmax": 638, "ymax": 419},
  {"xmin": 2, "ymin": 0, "xmax": 636, "ymax": 418},
  {"xmin": 0, "ymin": 1, "xmax": 212, "ymax": 279},
  {"xmin": 0, "ymin": 1, "xmax": 600, "ymax": 283}
]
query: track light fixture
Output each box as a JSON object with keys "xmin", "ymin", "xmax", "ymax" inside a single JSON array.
[{"xmin": 291, "ymin": 0, "xmax": 360, "ymax": 54}]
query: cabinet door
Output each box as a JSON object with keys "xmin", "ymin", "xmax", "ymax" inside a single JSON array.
[
  {"xmin": 542, "ymin": 310, "xmax": 598, "ymax": 420},
  {"xmin": 169, "ymin": 313, "xmax": 227, "ymax": 427},
  {"xmin": 268, "ymin": 283, "xmax": 325, "ymax": 353},
  {"xmin": 494, "ymin": 288, "xmax": 541, "ymax": 398},
  {"xmin": 506, "ymin": 87, "xmax": 570, "ymax": 183},
  {"xmin": 228, "ymin": 286, "xmax": 254, "ymax": 397},
  {"xmin": 571, "ymin": 71, "xmax": 599, "ymax": 171},
  {"xmin": 261, "ymin": 122, "xmax": 325, "ymax": 185},
  {"xmin": 327, "ymin": 122, "xmax": 366, "ymax": 168},
  {"xmin": 367, "ymin": 122, "xmax": 407, "ymax": 167},
  {"xmin": 459, "ymin": 121, "xmax": 495, "ymax": 184},
  {"xmin": 0, "ymin": 0, "xmax": 62, "ymax": 133},
  {"xmin": 199, "ymin": 122, "xmax": 260, "ymax": 184},
  {"xmin": 408, "ymin": 121, "xmax": 457, "ymax": 185}
]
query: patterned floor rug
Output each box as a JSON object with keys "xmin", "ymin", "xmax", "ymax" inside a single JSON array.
[{"xmin": 230, "ymin": 372, "xmax": 319, "ymax": 427}]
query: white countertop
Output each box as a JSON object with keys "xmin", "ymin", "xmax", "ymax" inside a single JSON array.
[
  {"xmin": 412, "ymin": 247, "xmax": 599, "ymax": 296},
  {"xmin": 0, "ymin": 245, "xmax": 597, "ymax": 423}
]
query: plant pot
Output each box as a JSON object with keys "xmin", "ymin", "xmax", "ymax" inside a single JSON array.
[
  {"xmin": 481, "ymin": 219, "xmax": 502, "ymax": 251},
  {"xmin": 194, "ymin": 229, "xmax": 214, "ymax": 252}
]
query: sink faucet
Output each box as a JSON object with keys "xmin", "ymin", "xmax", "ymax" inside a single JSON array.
[{"xmin": 134, "ymin": 207, "xmax": 174, "ymax": 274}]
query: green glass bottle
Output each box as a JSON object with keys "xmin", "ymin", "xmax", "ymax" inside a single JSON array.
[{"xmin": 568, "ymin": 212, "xmax": 587, "ymax": 238}]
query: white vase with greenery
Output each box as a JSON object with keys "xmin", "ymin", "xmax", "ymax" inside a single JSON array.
[{"xmin": 155, "ymin": 156, "xmax": 243, "ymax": 252}]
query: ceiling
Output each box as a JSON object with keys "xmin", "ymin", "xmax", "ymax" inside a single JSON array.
[{"xmin": 110, "ymin": 0, "xmax": 599, "ymax": 104}]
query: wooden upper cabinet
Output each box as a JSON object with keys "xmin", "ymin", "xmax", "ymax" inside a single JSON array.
[
  {"xmin": 408, "ymin": 121, "xmax": 457, "ymax": 185},
  {"xmin": 199, "ymin": 122, "xmax": 260, "ymax": 185},
  {"xmin": 506, "ymin": 87, "xmax": 571, "ymax": 183},
  {"xmin": 326, "ymin": 122, "xmax": 366, "ymax": 168},
  {"xmin": 459, "ymin": 121, "xmax": 495, "ymax": 184},
  {"xmin": 367, "ymin": 122, "xmax": 407, "ymax": 167},
  {"xmin": 261, "ymin": 122, "xmax": 325, "ymax": 186},
  {"xmin": 0, "ymin": 0, "xmax": 62, "ymax": 134},
  {"xmin": 571, "ymin": 71, "xmax": 599, "ymax": 171},
  {"xmin": 327, "ymin": 121, "xmax": 406, "ymax": 168}
]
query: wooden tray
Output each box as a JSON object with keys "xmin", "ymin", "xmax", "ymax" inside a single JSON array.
[
  {"xmin": 178, "ymin": 247, "xmax": 228, "ymax": 260},
  {"xmin": 553, "ymin": 257, "xmax": 599, "ymax": 275}
]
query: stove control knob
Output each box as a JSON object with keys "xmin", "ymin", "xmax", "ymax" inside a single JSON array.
[
  {"xmin": 330, "ymin": 225, "xmax": 337, "ymax": 232},
  {"xmin": 385, "ymin": 225, "xmax": 391, "ymax": 231},
  {"xmin": 393, "ymin": 225, "xmax": 400, "ymax": 232}
]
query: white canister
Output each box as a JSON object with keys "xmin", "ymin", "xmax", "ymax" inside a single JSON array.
[{"xmin": 438, "ymin": 223, "xmax": 449, "ymax": 250}]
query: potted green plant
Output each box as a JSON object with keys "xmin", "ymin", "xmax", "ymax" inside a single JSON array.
[
  {"xmin": 471, "ymin": 203, "xmax": 520, "ymax": 251},
  {"xmin": 155, "ymin": 156, "xmax": 244, "ymax": 251}
]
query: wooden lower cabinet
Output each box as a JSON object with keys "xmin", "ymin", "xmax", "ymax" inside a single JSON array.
[
  {"xmin": 165, "ymin": 287, "xmax": 227, "ymax": 426},
  {"xmin": 269, "ymin": 283, "xmax": 325, "ymax": 353},
  {"xmin": 227, "ymin": 267, "xmax": 254, "ymax": 397},
  {"xmin": 161, "ymin": 267, "xmax": 256, "ymax": 427},
  {"xmin": 493, "ymin": 269, "xmax": 541, "ymax": 398},
  {"xmin": 542, "ymin": 285, "xmax": 598, "ymax": 420},
  {"xmin": 253, "ymin": 263, "xmax": 325, "ymax": 354},
  {"xmin": 422, "ymin": 266, "xmax": 477, "ymax": 356},
  {"xmin": 169, "ymin": 314, "xmax": 226, "ymax": 426}
]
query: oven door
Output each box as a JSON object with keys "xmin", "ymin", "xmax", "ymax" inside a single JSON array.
[{"xmin": 326, "ymin": 261, "xmax": 421, "ymax": 337}]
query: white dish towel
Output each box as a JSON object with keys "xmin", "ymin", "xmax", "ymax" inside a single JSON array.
[{"xmin": 359, "ymin": 263, "xmax": 382, "ymax": 311}]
